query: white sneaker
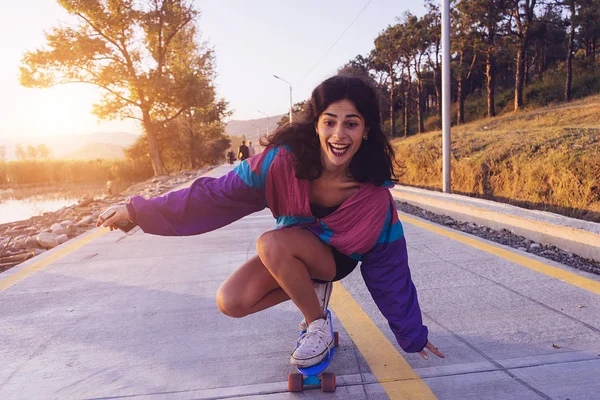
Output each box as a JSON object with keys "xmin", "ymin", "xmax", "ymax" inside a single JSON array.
[
  {"xmin": 299, "ymin": 281, "xmax": 333, "ymax": 331},
  {"xmin": 291, "ymin": 313, "xmax": 334, "ymax": 367}
]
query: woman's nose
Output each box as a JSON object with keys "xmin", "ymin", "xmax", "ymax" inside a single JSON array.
[{"xmin": 332, "ymin": 124, "xmax": 347, "ymax": 139}]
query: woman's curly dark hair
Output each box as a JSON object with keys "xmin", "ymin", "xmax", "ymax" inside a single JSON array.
[{"xmin": 261, "ymin": 74, "xmax": 399, "ymax": 185}]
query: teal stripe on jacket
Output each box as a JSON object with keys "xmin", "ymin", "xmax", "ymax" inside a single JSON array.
[{"xmin": 233, "ymin": 146, "xmax": 280, "ymax": 189}]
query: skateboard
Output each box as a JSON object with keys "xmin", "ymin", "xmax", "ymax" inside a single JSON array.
[{"xmin": 287, "ymin": 310, "xmax": 340, "ymax": 392}]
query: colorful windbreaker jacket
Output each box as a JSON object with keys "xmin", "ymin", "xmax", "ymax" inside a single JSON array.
[{"xmin": 126, "ymin": 145, "xmax": 428, "ymax": 353}]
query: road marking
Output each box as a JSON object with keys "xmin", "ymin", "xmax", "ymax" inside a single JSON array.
[
  {"xmin": 399, "ymin": 213, "xmax": 600, "ymax": 296},
  {"xmin": 0, "ymin": 228, "xmax": 109, "ymax": 292},
  {"xmin": 330, "ymin": 282, "xmax": 437, "ymax": 399}
]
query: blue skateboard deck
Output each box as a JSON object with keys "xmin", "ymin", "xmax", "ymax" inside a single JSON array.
[{"xmin": 288, "ymin": 310, "xmax": 338, "ymax": 392}]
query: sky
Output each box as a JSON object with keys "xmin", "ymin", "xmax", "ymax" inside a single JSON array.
[{"xmin": 0, "ymin": 0, "xmax": 426, "ymax": 139}]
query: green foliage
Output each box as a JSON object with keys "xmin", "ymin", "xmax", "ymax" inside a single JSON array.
[{"xmin": 276, "ymin": 101, "xmax": 306, "ymax": 128}]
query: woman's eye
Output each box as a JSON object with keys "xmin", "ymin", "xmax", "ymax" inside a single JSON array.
[
  {"xmin": 346, "ymin": 122, "xmax": 358, "ymax": 128},
  {"xmin": 324, "ymin": 120, "xmax": 335, "ymax": 126}
]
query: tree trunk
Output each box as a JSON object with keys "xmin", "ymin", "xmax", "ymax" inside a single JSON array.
[
  {"xmin": 142, "ymin": 109, "xmax": 165, "ymax": 176},
  {"xmin": 416, "ymin": 78, "xmax": 425, "ymax": 133},
  {"xmin": 457, "ymin": 78, "xmax": 465, "ymax": 125},
  {"xmin": 485, "ymin": 50, "xmax": 496, "ymax": 117},
  {"xmin": 434, "ymin": 65, "xmax": 442, "ymax": 123},
  {"xmin": 403, "ymin": 72, "xmax": 411, "ymax": 136},
  {"xmin": 565, "ymin": 1, "xmax": 575, "ymax": 102},
  {"xmin": 389, "ymin": 66, "xmax": 396, "ymax": 137},
  {"xmin": 403, "ymin": 89, "xmax": 410, "ymax": 137},
  {"xmin": 514, "ymin": 42, "xmax": 527, "ymax": 111}
]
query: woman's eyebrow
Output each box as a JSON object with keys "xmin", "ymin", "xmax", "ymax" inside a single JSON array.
[{"xmin": 323, "ymin": 112, "xmax": 362, "ymax": 119}]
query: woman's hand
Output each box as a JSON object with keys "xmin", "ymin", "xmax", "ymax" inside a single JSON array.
[
  {"xmin": 96, "ymin": 205, "xmax": 132, "ymax": 231},
  {"xmin": 418, "ymin": 341, "xmax": 445, "ymax": 360}
]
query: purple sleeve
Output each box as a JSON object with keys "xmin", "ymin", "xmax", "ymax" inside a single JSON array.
[
  {"xmin": 127, "ymin": 169, "xmax": 266, "ymax": 236},
  {"xmin": 360, "ymin": 235, "xmax": 428, "ymax": 353}
]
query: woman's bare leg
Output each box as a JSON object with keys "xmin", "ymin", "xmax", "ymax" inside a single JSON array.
[
  {"xmin": 256, "ymin": 228, "xmax": 335, "ymax": 324},
  {"xmin": 216, "ymin": 255, "xmax": 289, "ymax": 317},
  {"xmin": 216, "ymin": 228, "xmax": 336, "ymax": 323}
]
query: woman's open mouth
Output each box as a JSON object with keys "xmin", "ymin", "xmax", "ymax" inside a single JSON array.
[{"xmin": 328, "ymin": 142, "xmax": 351, "ymax": 157}]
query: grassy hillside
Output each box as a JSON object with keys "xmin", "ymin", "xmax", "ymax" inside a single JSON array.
[{"xmin": 392, "ymin": 95, "xmax": 600, "ymax": 222}]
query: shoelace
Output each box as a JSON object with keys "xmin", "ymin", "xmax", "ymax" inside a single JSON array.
[{"xmin": 304, "ymin": 325, "xmax": 328, "ymax": 345}]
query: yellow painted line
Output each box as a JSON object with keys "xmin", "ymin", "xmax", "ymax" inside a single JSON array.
[
  {"xmin": 330, "ymin": 282, "xmax": 437, "ymax": 400},
  {"xmin": 398, "ymin": 213, "xmax": 600, "ymax": 296},
  {"xmin": 0, "ymin": 228, "xmax": 109, "ymax": 292}
]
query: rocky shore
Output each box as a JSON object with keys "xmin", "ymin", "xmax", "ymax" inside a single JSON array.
[{"xmin": 0, "ymin": 169, "xmax": 208, "ymax": 273}]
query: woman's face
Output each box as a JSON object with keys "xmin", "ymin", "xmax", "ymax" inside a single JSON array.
[{"xmin": 315, "ymin": 99, "xmax": 368, "ymax": 173}]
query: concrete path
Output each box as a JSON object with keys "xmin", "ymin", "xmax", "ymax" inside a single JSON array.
[{"xmin": 1, "ymin": 164, "xmax": 599, "ymax": 399}]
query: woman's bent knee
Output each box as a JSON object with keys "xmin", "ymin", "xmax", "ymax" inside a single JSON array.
[
  {"xmin": 216, "ymin": 286, "xmax": 248, "ymax": 318},
  {"xmin": 256, "ymin": 231, "xmax": 288, "ymax": 266}
]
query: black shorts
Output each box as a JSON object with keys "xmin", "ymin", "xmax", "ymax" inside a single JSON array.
[{"xmin": 314, "ymin": 246, "xmax": 359, "ymax": 283}]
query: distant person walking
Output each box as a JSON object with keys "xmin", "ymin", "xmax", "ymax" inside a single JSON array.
[
  {"xmin": 248, "ymin": 141, "xmax": 256, "ymax": 158},
  {"xmin": 238, "ymin": 141, "xmax": 249, "ymax": 161},
  {"xmin": 226, "ymin": 150, "xmax": 235, "ymax": 165}
]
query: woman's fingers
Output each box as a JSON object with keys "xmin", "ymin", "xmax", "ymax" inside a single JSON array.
[
  {"xmin": 418, "ymin": 341, "xmax": 445, "ymax": 360},
  {"xmin": 426, "ymin": 342, "xmax": 445, "ymax": 358},
  {"xmin": 97, "ymin": 205, "xmax": 129, "ymax": 228}
]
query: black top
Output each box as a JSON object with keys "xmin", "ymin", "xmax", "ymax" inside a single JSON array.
[
  {"xmin": 310, "ymin": 203, "xmax": 341, "ymax": 219},
  {"xmin": 238, "ymin": 144, "xmax": 249, "ymax": 160}
]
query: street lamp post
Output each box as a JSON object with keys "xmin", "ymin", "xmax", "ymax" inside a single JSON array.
[
  {"xmin": 441, "ymin": 0, "xmax": 451, "ymax": 193},
  {"xmin": 273, "ymin": 75, "xmax": 293, "ymax": 123},
  {"xmin": 258, "ymin": 109, "xmax": 270, "ymax": 135}
]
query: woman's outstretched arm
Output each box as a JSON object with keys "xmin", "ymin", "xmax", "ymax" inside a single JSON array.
[{"xmin": 124, "ymin": 147, "xmax": 281, "ymax": 236}]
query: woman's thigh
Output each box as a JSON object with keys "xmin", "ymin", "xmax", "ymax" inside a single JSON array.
[
  {"xmin": 256, "ymin": 227, "xmax": 336, "ymax": 281},
  {"xmin": 217, "ymin": 228, "xmax": 336, "ymax": 314}
]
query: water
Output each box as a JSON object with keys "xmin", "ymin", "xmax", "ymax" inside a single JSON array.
[
  {"xmin": 0, "ymin": 183, "xmax": 107, "ymax": 225},
  {"xmin": 0, "ymin": 197, "xmax": 78, "ymax": 224},
  {"xmin": 0, "ymin": 196, "xmax": 81, "ymax": 225}
]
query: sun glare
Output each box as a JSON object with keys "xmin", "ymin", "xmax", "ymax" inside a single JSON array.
[{"xmin": 23, "ymin": 85, "xmax": 110, "ymax": 138}]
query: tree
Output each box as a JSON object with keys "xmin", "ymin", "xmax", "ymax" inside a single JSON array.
[
  {"xmin": 424, "ymin": 0, "xmax": 443, "ymax": 122},
  {"xmin": 459, "ymin": 0, "xmax": 509, "ymax": 118},
  {"xmin": 276, "ymin": 101, "xmax": 306, "ymax": 128},
  {"xmin": 26, "ymin": 145, "xmax": 38, "ymax": 160},
  {"xmin": 579, "ymin": 0, "xmax": 600, "ymax": 60},
  {"xmin": 371, "ymin": 24, "xmax": 403, "ymax": 137},
  {"xmin": 452, "ymin": 1, "xmax": 479, "ymax": 124},
  {"xmin": 15, "ymin": 145, "xmax": 26, "ymax": 161},
  {"xmin": 36, "ymin": 144, "xmax": 52, "ymax": 159},
  {"xmin": 564, "ymin": 0, "xmax": 577, "ymax": 101},
  {"xmin": 20, "ymin": 0, "xmax": 221, "ymax": 176},
  {"xmin": 401, "ymin": 13, "xmax": 431, "ymax": 133},
  {"xmin": 508, "ymin": 0, "xmax": 538, "ymax": 111}
]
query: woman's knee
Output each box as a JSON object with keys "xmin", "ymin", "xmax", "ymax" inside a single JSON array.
[
  {"xmin": 256, "ymin": 230, "xmax": 289, "ymax": 267},
  {"xmin": 215, "ymin": 284, "xmax": 248, "ymax": 318}
]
